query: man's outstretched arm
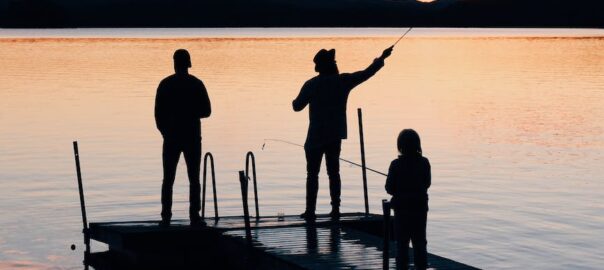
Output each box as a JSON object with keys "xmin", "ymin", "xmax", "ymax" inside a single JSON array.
[{"xmin": 344, "ymin": 46, "xmax": 393, "ymax": 90}]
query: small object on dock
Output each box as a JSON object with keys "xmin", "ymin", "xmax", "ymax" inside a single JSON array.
[{"xmin": 71, "ymin": 244, "xmax": 76, "ymax": 250}]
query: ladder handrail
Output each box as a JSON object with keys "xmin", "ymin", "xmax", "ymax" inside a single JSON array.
[
  {"xmin": 202, "ymin": 152, "xmax": 219, "ymax": 220},
  {"xmin": 245, "ymin": 151, "xmax": 259, "ymax": 219}
]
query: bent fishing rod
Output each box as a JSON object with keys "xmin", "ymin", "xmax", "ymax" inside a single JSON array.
[{"xmin": 262, "ymin": 139, "xmax": 387, "ymax": 177}]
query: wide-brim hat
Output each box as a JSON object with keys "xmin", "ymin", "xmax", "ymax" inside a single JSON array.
[{"xmin": 313, "ymin": 49, "xmax": 336, "ymax": 65}]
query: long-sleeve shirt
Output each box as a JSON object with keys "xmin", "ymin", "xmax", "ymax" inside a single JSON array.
[
  {"xmin": 154, "ymin": 73, "xmax": 211, "ymax": 140},
  {"xmin": 292, "ymin": 58, "xmax": 384, "ymax": 148},
  {"xmin": 385, "ymin": 155, "xmax": 431, "ymax": 212}
]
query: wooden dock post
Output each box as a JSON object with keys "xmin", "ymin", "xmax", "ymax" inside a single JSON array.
[
  {"xmin": 358, "ymin": 108, "xmax": 370, "ymax": 215},
  {"xmin": 382, "ymin": 199, "xmax": 392, "ymax": 270},
  {"xmin": 239, "ymin": 170, "xmax": 253, "ymax": 244},
  {"xmin": 73, "ymin": 141, "xmax": 90, "ymax": 269}
]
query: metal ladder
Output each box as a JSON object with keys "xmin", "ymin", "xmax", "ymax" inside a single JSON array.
[
  {"xmin": 202, "ymin": 152, "xmax": 219, "ymax": 220},
  {"xmin": 245, "ymin": 151, "xmax": 260, "ymax": 219}
]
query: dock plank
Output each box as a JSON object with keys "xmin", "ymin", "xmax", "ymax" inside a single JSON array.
[
  {"xmin": 224, "ymin": 226, "xmax": 478, "ymax": 270},
  {"xmin": 88, "ymin": 213, "xmax": 479, "ymax": 269}
]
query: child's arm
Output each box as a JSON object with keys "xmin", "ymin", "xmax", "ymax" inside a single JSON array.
[
  {"xmin": 425, "ymin": 159, "xmax": 432, "ymax": 189},
  {"xmin": 385, "ymin": 160, "xmax": 397, "ymax": 195}
]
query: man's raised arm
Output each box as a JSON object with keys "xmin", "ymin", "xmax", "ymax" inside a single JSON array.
[{"xmin": 344, "ymin": 46, "xmax": 393, "ymax": 90}]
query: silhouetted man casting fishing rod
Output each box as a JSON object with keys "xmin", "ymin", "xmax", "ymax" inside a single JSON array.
[{"xmin": 292, "ymin": 44, "xmax": 394, "ymax": 220}]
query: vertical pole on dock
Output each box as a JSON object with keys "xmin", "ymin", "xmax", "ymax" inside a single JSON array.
[
  {"xmin": 73, "ymin": 141, "xmax": 90, "ymax": 268},
  {"xmin": 382, "ymin": 199, "xmax": 391, "ymax": 270},
  {"xmin": 358, "ymin": 108, "xmax": 370, "ymax": 215},
  {"xmin": 239, "ymin": 170, "xmax": 253, "ymax": 244}
]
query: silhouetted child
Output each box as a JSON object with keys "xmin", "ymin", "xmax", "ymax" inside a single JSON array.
[{"xmin": 385, "ymin": 129, "xmax": 431, "ymax": 270}]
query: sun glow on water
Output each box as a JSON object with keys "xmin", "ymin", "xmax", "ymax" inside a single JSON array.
[{"xmin": 0, "ymin": 28, "xmax": 603, "ymax": 269}]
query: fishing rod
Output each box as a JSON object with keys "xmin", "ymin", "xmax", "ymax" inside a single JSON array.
[
  {"xmin": 262, "ymin": 138, "xmax": 387, "ymax": 177},
  {"xmin": 392, "ymin": 27, "xmax": 413, "ymax": 47}
]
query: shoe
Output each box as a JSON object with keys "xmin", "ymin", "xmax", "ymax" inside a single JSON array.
[
  {"xmin": 190, "ymin": 215, "xmax": 206, "ymax": 227},
  {"xmin": 300, "ymin": 211, "xmax": 316, "ymax": 221},
  {"xmin": 158, "ymin": 219, "xmax": 171, "ymax": 227},
  {"xmin": 329, "ymin": 208, "xmax": 340, "ymax": 220}
]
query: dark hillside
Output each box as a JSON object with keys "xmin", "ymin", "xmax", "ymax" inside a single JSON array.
[{"xmin": 0, "ymin": 0, "xmax": 602, "ymax": 28}]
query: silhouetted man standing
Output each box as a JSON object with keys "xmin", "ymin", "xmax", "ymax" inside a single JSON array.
[
  {"xmin": 155, "ymin": 49, "xmax": 211, "ymax": 226},
  {"xmin": 293, "ymin": 46, "xmax": 393, "ymax": 220}
]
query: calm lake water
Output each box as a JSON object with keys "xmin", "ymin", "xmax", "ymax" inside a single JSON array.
[{"xmin": 0, "ymin": 28, "xmax": 603, "ymax": 269}]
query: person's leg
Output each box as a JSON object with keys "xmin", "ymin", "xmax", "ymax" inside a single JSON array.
[
  {"xmin": 161, "ymin": 139, "xmax": 181, "ymax": 223},
  {"xmin": 410, "ymin": 211, "xmax": 428, "ymax": 270},
  {"xmin": 303, "ymin": 145, "xmax": 323, "ymax": 218},
  {"xmin": 395, "ymin": 210, "xmax": 411, "ymax": 270},
  {"xmin": 324, "ymin": 140, "xmax": 341, "ymax": 215},
  {"xmin": 183, "ymin": 137, "xmax": 202, "ymax": 223}
]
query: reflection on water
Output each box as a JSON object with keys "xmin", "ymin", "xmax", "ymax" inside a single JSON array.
[
  {"xmin": 226, "ymin": 225, "xmax": 396, "ymax": 269},
  {"xmin": 0, "ymin": 261, "xmax": 56, "ymax": 270},
  {"xmin": 0, "ymin": 29, "xmax": 603, "ymax": 269}
]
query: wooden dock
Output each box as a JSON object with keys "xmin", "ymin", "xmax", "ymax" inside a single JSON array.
[{"xmin": 86, "ymin": 213, "xmax": 479, "ymax": 269}]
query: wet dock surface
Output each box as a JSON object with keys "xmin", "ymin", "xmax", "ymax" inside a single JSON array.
[{"xmin": 88, "ymin": 213, "xmax": 479, "ymax": 269}]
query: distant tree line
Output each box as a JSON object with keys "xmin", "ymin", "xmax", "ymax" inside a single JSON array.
[{"xmin": 1, "ymin": 0, "xmax": 602, "ymax": 28}]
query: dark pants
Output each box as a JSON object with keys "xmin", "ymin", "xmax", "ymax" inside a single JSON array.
[
  {"xmin": 394, "ymin": 210, "xmax": 428, "ymax": 270},
  {"xmin": 304, "ymin": 140, "xmax": 341, "ymax": 213},
  {"xmin": 161, "ymin": 137, "xmax": 201, "ymax": 221}
]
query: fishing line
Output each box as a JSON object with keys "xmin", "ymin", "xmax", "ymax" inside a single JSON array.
[
  {"xmin": 392, "ymin": 27, "xmax": 413, "ymax": 47},
  {"xmin": 262, "ymin": 138, "xmax": 387, "ymax": 177}
]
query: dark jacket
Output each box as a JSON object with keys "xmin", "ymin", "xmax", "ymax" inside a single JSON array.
[
  {"xmin": 154, "ymin": 73, "xmax": 211, "ymax": 140},
  {"xmin": 385, "ymin": 155, "xmax": 431, "ymax": 212},
  {"xmin": 292, "ymin": 59, "xmax": 384, "ymax": 148}
]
